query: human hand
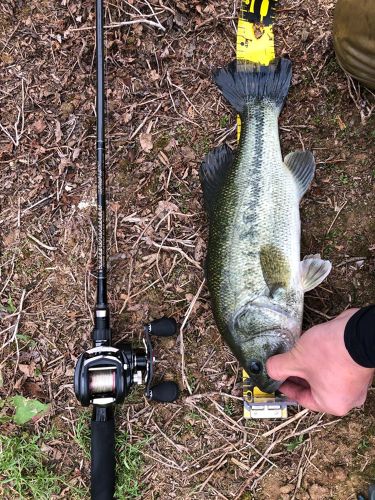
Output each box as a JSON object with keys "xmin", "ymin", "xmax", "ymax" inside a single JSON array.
[{"xmin": 266, "ymin": 309, "xmax": 375, "ymax": 416}]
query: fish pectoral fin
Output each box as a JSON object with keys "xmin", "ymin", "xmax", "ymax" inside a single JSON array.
[
  {"xmin": 284, "ymin": 150, "xmax": 315, "ymax": 199},
  {"xmin": 300, "ymin": 255, "xmax": 332, "ymax": 292},
  {"xmin": 199, "ymin": 144, "xmax": 234, "ymax": 214},
  {"xmin": 260, "ymin": 244, "xmax": 290, "ymax": 295}
]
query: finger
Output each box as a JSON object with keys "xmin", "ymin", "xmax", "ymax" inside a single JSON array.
[
  {"xmin": 266, "ymin": 351, "xmax": 302, "ymax": 381},
  {"xmin": 288, "ymin": 376, "xmax": 310, "ymax": 388},
  {"xmin": 279, "ymin": 381, "xmax": 321, "ymax": 412}
]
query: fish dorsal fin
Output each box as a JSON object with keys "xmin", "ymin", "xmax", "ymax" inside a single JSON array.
[
  {"xmin": 300, "ymin": 254, "xmax": 332, "ymax": 292},
  {"xmin": 200, "ymin": 144, "xmax": 234, "ymax": 214},
  {"xmin": 284, "ymin": 150, "xmax": 315, "ymax": 198}
]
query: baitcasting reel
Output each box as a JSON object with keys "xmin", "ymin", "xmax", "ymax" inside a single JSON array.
[{"xmin": 74, "ymin": 317, "xmax": 179, "ymax": 407}]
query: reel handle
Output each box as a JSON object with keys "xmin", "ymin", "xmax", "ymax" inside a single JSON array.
[
  {"xmin": 149, "ymin": 381, "xmax": 179, "ymax": 402},
  {"xmin": 91, "ymin": 406, "xmax": 115, "ymax": 500},
  {"xmin": 146, "ymin": 317, "xmax": 178, "ymax": 337}
]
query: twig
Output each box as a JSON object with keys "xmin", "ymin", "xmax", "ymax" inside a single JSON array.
[
  {"xmin": 304, "ymin": 305, "xmax": 334, "ymax": 320},
  {"xmin": 1, "ymin": 289, "xmax": 26, "ymax": 350},
  {"xmin": 325, "ymin": 200, "xmax": 348, "ymax": 235},
  {"xmin": 0, "ymin": 79, "xmax": 25, "ymax": 146},
  {"xmin": 27, "ymin": 233, "xmax": 57, "ymax": 251},
  {"xmin": 262, "ymin": 409, "xmax": 310, "ymax": 438},
  {"xmin": 147, "ymin": 239, "xmax": 201, "ymax": 269},
  {"xmin": 179, "ymin": 279, "xmax": 205, "ymax": 394},
  {"xmin": 70, "ymin": 18, "xmax": 165, "ymax": 32},
  {"xmin": 336, "ymin": 256, "xmax": 367, "ymax": 268}
]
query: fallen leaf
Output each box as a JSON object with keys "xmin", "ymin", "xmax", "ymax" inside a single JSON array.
[
  {"xmin": 194, "ymin": 237, "xmax": 205, "ymax": 262},
  {"xmin": 12, "ymin": 396, "xmax": 49, "ymax": 425},
  {"xmin": 139, "ymin": 133, "xmax": 153, "ymax": 153},
  {"xmin": 22, "ymin": 381, "xmax": 45, "ymax": 399},
  {"xmin": 32, "ymin": 118, "xmax": 46, "ymax": 134},
  {"xmin": 336, "ymin": 115, "xmax": 346, "ymax": 131},
  {"xmin": 155, "ymin": 200, "xmax": 179, "ymax": 216},
  {"xmin": 123, "ymin": 112, "xmax": 133, "ymax": 124},
  {"xmin": 18, "ymin": 363, "xmax": 35, "ymax": 377},
  {"xmin": 149, "ymin": 70, "xmax": 160, "ymax": 82},
  {"xmin": 181, "ymin": 146, "xmax": 196, "ymax": 161},
  {"xmin": 72, "ymin": 148, "xmax": 80, "ymax": 160},
  {"xmin": 55, "ymin": 120, "xmax": 62, "ymax": 143}
]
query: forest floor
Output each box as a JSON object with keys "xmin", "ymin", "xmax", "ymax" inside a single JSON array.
[{"xmin": 1, "ymin": 0, "xmax": 375, "ymax": 498}]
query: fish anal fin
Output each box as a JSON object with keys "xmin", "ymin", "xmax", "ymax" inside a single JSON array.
[
  {"xmin": 284, "ymin": 150, "xmax": 315, "ymax": 199},
  {"xmin": 300, "ymin": 254, "xmax": 332, "ymax": 292},
  {"xmin": 199, "ymin": 144, "xmax": 234, "ymax": 214},
  {"xmin": 260, "ymin": 244, "xmax": 290, "ymax": 295}
]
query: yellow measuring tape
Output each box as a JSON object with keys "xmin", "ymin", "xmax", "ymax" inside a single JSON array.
[
  {"xmin": 236, "ymin": 0, "xmax": 288, "ymax": 419},
  {"xmin": 236, "ymin": 0, "xmax": 277, "ymax": 140}
]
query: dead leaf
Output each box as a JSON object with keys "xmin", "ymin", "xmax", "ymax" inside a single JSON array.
[
  {"xmin": 156, "ymin": 200, "xmax": 179, "ymax": 216},
  {"xmin": 149, "ymin": 70, "xmax": 160, "ymax": 82},
  {"xmin": 72, "ymin": 148, "xmax": 80, "ymax": 160},
  {"xmin": 181, "ymin": 146, "xmax": 196, "ymax": 161},
  {"xmin": 55, "ymin": 120, "xmax": 62, "ymax": 143},
  {"xmin": 19, "ymin": 363, "xmax": 35, "ymax": 377},
  {"xmin": 22, "ymin": 381, "xmax": 45, "ymax": 399},
  {"xmin": 336, "ymin": 116, "xmax": 346, "ymax": 131},
  {"xmin": 123, "ymin": 112, "xmax": 133, "ymax": 124},
  {"xmin": 32, "ymin": 118, "xmax": 46, "ymax": 134},
  {"xmin": 139, "ymin": 133, "xmax": 153, "ymax": 153},
  {"xmin": 194, "ymin": 237, "xmax": 205, "ymax": 262}
]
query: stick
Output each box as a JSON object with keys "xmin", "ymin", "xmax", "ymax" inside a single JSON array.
[
  {"xmin": 262, "ymin": 409, "xmax": 309, "ymax": 437},
  {"xmin": 70, "ymin": 19, "xmax": 165, "ymax": 32},
  {"xmin": 179, "ymin": 279, "xmax": 205, "ymax": 394}
]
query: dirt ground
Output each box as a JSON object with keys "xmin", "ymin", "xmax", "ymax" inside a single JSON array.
[{"xmin": 1, "ymin": 0, "xmax": 375, "ymax": 499}]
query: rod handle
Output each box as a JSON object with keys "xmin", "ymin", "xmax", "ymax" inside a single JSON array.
[
  {"xmin": 149, "ymin": 381, "xmax": 179, "ymax": 402},
  {"xmin": 91, "ymin": 407, "xmax": 115, "ymax": 500},
  {"xmin": 147, "ymin": 317, "xmax": 178, "ymax": 337}
]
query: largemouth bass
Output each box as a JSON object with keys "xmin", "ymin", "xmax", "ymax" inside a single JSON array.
[{"xmin": 200, "ymin": 59, "xmax": 332, "ymax": 393}]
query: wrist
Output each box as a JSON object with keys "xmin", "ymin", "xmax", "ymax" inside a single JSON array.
[{"xmin": 344, "ymin": 306, "xmax": 375, "ymax": 369}]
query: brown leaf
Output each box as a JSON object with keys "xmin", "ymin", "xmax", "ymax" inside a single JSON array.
[
  {"xmin": 55, "ymin": 120, "xmax": 62, "ymax": 143},
  {"xmin": 22, "ymin": 381, "xmax": 45, "ymax": 399},
  {"xmin": 194, "ymin": 237, "xmax": 205, "ymax": 262},
  {"xmin": 149, "ymin": 70, "xmax": 160, "ymax": 82},
  {"xmin": 139, "ymin": 133, "xmax": 153, "ymax": 153},
  {"xmin": 19, "ymin": 363, "xmax": 35, "ymax": 377},
  {"xmin": 32, "ymin": 118, "xmax": 46, "ymax": 134},
  {"xmin": 72, "ymin": 148, "xmax": 80, "ymax": 160},
  {"xmin": 181, "ymin": 146, "xmax": 196, "ymax": 161},
  {"xmin": 123, "ymin": 112, "xmax": 133, "ymax": 124},
  {"xmin": 156, "ymin": 200, "xmax": 179, "ymax": 216}
]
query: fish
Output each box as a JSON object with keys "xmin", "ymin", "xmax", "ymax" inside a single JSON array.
[{"xmin": 200, "ymin": 58, "xmax": 332, "ymax": 393}]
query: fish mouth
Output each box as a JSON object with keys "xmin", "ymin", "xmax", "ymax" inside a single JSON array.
[{"xmin": 256, "ymin": 378, "xmax": 282, "ymax": 394}]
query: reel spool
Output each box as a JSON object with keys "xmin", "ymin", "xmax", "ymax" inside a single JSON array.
[{"xmin": 74, "ymin": 317, "xmax": 179, "ymax": 406}]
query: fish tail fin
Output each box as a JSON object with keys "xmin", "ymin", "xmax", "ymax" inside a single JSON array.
[{"xmin": 213, "ymin": 58, "xmax": 292, "ymax": 115}]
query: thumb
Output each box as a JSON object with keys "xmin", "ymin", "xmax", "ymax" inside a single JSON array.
[{"xmin": 266, "ymin": 351, "xmax": 302, "ymax": 381}]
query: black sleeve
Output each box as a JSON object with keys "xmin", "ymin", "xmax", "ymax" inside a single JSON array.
[{"xmin": 344, "ymin": 306, "xmax": 375, "ymax": 368}]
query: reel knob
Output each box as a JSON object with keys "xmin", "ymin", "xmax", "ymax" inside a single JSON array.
[
  {"xmin": 149, "ymin": 381, "xmax": 179, "ymax": 402},
  {"xmin": 146, "ymin": 317, "xmax": 177, "ymax": 337}
]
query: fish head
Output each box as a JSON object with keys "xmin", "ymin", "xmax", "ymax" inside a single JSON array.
[
  {"xmin": 231, "ymin": 301, "xmax": 301, "ymax": 393},
  {"xmin": 241, "ymin": 331, "xmax": 292, "ymax": 393}
]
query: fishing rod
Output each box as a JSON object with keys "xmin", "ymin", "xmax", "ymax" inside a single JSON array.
[{"xmin": 74, "ymin": 1, "xmax": 179, "ymax": 498}]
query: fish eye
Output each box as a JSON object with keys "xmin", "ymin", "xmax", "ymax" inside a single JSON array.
[{"xmin": 249, "ymin": 360, "xmax": 263, "ymax": 375}]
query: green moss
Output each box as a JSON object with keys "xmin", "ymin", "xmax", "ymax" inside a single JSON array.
[{"xmin": 153, "ymin": 133, "xmax": 171, "ymax": 151}]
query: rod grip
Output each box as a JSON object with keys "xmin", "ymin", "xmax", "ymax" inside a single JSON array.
[
  {"xmin": 91, "ymin": 407, "xmax": 115, "ymax": 500},
  {"xmin": 148, "ymin": 317, "xmax": 177, "ymax": 337}
]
